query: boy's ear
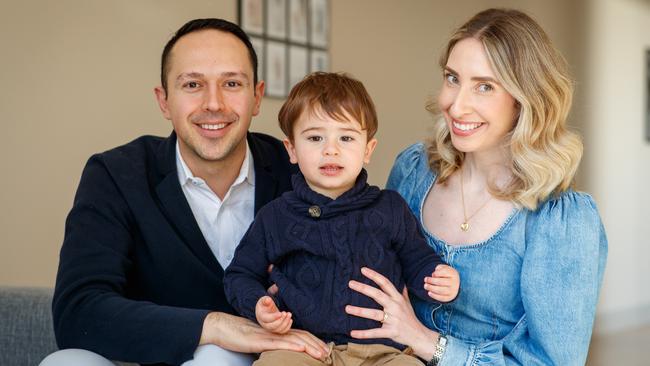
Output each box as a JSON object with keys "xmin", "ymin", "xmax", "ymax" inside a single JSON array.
[
  {"xmin": 283, "ymin": 138, "xmax": 299, "ymax": 164},
  {"xmin": 363, "ymin": 138, "xmax": 378, "ymax": 164}
]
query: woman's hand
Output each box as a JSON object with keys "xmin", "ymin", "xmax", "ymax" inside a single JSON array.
[{"xmin": 345, "ymin": 267, "xmax": 440, "ymax": 360}]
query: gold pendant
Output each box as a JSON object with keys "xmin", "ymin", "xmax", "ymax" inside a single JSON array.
[{"xmin": 460, "ymin": 222, "xmax": 469, "ymax": 231}]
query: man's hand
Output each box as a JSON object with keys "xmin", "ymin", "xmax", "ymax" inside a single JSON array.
[
  {"xmin": 200, "ymin": 312, "xmax": 328, "ymax": 360},
  {"xmin": 424, "ymin": 264, "xmax": 460, "ymax": 303},
  {"xmin": 255, "ymin": 295, "xmax": 293, "ymax": 334}
]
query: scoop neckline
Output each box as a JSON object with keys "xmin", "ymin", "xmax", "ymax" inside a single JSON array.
[{"xmin": 418, "ymin": 171, "xmax": 521, "ymax": 249}]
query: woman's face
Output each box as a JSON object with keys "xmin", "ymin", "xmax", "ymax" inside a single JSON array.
[{"xmin": 437, "ymin": 37, "xmax": 519, "ymax": 155}]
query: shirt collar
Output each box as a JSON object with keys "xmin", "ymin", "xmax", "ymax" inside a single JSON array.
[{"xmin": 175, "ymin": 141, "xmax": 255, "ymax": 188}]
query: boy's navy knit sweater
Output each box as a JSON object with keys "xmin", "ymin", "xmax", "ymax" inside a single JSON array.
[{"xmin": 224, "ymin": 169, "xmax": 445, "ymax": 349}]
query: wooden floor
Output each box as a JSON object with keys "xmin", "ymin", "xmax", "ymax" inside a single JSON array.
[{"xmin": 586, "ymin": 326, "xmax": 650, "ymax": 366}]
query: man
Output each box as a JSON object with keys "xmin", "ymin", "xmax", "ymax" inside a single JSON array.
[{"xmin": 44, "ymin": 18, "xmax": 328, "ymax": 366}]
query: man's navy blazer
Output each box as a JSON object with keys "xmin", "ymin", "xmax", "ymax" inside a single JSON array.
[{"xmin": 53, "ymin": 132, "xmax": 296, "ymax": 365}]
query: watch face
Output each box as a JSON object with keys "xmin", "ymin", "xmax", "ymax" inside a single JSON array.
[{"xmin": 439, "ymin": 335, "xmax": 448, "ymax": 346}]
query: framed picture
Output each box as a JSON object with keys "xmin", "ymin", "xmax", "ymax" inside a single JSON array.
[
  {"xmin": 289, "ymin": 0, "xmax": 308, "ymax": 44},
  {"xmin": 310, "ymin": 50, "xmax": 329, "ymax": 73},
  {"xmin": 646, "ymin": 48, "xmax": 650, "ymax": 142},
  {"xmin": 240, "ymin": 0, "xmax": 264, "ymax": 35},
  {"xmin": 239, "ymin": 0, "xmax": 329, "ymax": 98},
  {"xmin": 289, "ymin": 45, "xmax": 309, "ymax": 90},
  {"xmin": 265, "ymin": 41, "xmax": 287, "ymax": 97},
  {"xmin": 266, "ymin": 0, "xmax": 287, "ymax": 39},
  {"xmin": 250, "ymin": 37, "xmax": 265, "ymax": 82},
  {"xmin": 309, "ymin": 0, "xmax": 329, "ymax": 48}
]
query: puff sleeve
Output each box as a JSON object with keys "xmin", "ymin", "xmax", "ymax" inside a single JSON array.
[{"xmin": 440, "ymin": 192, "xmax": 607, "ymax": 365}]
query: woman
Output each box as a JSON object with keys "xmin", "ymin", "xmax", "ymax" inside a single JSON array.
[{"xmin": 345, "ymin": 8, "xmax": 607, "ymax": 365}]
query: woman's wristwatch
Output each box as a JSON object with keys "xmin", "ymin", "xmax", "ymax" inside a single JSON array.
[{"xmin": 426, "ymin": 334, "xmax": 447, "ymax": 366}]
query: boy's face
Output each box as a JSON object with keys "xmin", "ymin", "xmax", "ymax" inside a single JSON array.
[{"xmin": 283, "ymin": 108, "xmax": 377, "ymax": 199}]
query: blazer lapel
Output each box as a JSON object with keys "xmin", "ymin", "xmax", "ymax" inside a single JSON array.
[
  {"xmin": 153, "ymin": 133, "xmax": 223, "ymax": 274},
  {"xmin": 248, "ymin": 133, "xmax": 279, "ymax": 213}
]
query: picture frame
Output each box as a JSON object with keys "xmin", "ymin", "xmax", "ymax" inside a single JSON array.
[
  {"xmin": 310, "ymin": 49, "xmax": 329, "ymax": 73},
  {"xmin": 646, "ymin": 48, "xmax": 650, "ymax": 142},
  {"xmin": 265, "ymin": 41, "xmax": 287, "ymax": 97},
  {"xmin": 250, "ymin": 37, "xmax": 265, "ymax": 82},
  {"xmin": 238, "ymin": 0, "xmax": 329, "ymax": 98},
  {"xmin": 289, "ymin": 45, "xmax": 309, "ymax": 90},
  {"xmin": 266, "ymin": 0, "xmax": 287, "ymax": 39},
  {"xmin": 309, "ymin": 0, "xmax": 329, "ymax": 48},
  {"xmin": 239, "ymin": 0, "xmax": 264, "ymax": 35},
  {"xmin": 289, "ymin": 0, "xmax": 308, "ymax": 44}
]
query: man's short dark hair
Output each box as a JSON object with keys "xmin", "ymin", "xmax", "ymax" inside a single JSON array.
[{"xmin": 160, "ymin": 18, "xmax": 258, "ymax": 95}]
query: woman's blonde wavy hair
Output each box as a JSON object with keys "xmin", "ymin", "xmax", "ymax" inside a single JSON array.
[{"xmin": 427, "ymin": 8, "xmax": 583, "ymax": 210}]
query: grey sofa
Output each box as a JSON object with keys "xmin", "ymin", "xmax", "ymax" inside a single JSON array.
[{"xmin": 0, "ymin": 286, "xmax": 58, "ymax": 366}]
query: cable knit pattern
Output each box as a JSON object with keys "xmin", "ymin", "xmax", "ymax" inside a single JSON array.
[{"xmin": 224, "ymin": 169, "xmax": 445, "ymax": 349}]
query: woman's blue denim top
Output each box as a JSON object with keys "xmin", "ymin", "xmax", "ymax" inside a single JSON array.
[{"xmin": 387, "ymin": 143, "xmax": 607, "ymax": 366}]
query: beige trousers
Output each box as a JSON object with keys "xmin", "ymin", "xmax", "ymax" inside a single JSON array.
[{"xmin": 254, "ymin": 343, "xmax": 423, "ymax": 366}]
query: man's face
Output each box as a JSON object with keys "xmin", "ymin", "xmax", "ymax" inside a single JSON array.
[{"xmin": 155, "ymin": 29, "xmax": 264, "ymax": 168}]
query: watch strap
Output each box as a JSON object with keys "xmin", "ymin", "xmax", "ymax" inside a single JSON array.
[{"xmin": 426, "ymin": 335, "xmax": 447, "ymax": 366}]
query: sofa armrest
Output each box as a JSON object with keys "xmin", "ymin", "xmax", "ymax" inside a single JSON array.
[{"xmin": 0, "ymin": 286, "xmax": 58, "ymax": 366}]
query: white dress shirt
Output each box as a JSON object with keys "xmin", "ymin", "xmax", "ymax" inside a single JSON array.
[{"xmin": 176, "ymin": 142, "xmax": 255, "ymax": 269}]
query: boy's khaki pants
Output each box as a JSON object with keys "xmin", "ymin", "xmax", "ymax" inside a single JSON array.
[{"xmin": 254, "ymin": 342, "xmax": 423, "ymax": 366}]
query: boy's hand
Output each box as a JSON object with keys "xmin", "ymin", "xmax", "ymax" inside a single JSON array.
[
  {"xmin": 255, "ymin": 295, "xmax": 293, "ymax": 334},
  {"xmin": 424, "ymin": 264, "xmax": 460, "ymax": 303}
]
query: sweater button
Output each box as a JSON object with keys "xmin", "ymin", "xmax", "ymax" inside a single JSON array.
[{"xmin": 308, "ymin": 205, "xmax": 321, "ymax": 218}]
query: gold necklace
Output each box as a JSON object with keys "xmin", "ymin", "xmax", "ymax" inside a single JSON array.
[{"xmin": 459, "ymin": 169, "xmax": 492, "ymax": 232}]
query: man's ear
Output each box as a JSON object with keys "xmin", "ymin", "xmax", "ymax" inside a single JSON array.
[
  {"xmin": 282, "ymin": 138, "xmax": 298, "ymax": 164},
  {"xmin": 252, "ymin": 80, "xmax": 265, "ymax": 116},
  {"xmin": 154, "ymin": 86, "xmax": 171, "ymax": 120},
  {"xmin": 363, "ymin": 138, "xmax": 378, "ymax": 164}
]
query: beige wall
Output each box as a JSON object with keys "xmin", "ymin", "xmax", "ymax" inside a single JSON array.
[
  {"xmin": 582, "ymin": 0, "xmax": 650, "ymax": 333},
  {"xmin": 2, "ymin": 0, "xmax": 646, "ymax": 334},
  {"xmin": 0, "ymin": 0, "xmax": 237, "ymax": 287}
]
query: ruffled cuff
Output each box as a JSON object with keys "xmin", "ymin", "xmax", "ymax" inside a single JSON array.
[
  {"xmin": 438, "ymin": 335, "xmax": 475, "ymax": 366},
  {"xmin": 439, "ymin": 336, "xmax": 503, "ymax": 365}
]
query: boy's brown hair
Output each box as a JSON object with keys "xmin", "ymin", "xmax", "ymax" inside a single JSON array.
[{"xmin": 278, "ymin": 72, "xmax": 378, "ymax": 140}]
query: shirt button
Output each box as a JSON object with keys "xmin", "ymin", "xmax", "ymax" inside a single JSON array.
[{"xmin": 308, "ymin": 205, "xmax": 321, "ymax": 218}]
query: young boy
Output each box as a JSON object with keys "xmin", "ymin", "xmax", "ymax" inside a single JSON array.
[{"xmin": 224, "ymin": 72, "xmax": 459, "ymax": 365}]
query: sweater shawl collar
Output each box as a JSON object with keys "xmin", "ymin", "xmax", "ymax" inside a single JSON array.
[{"xmin": 283, "ymin": 169, "xmax": 380, "ymax": 219}]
